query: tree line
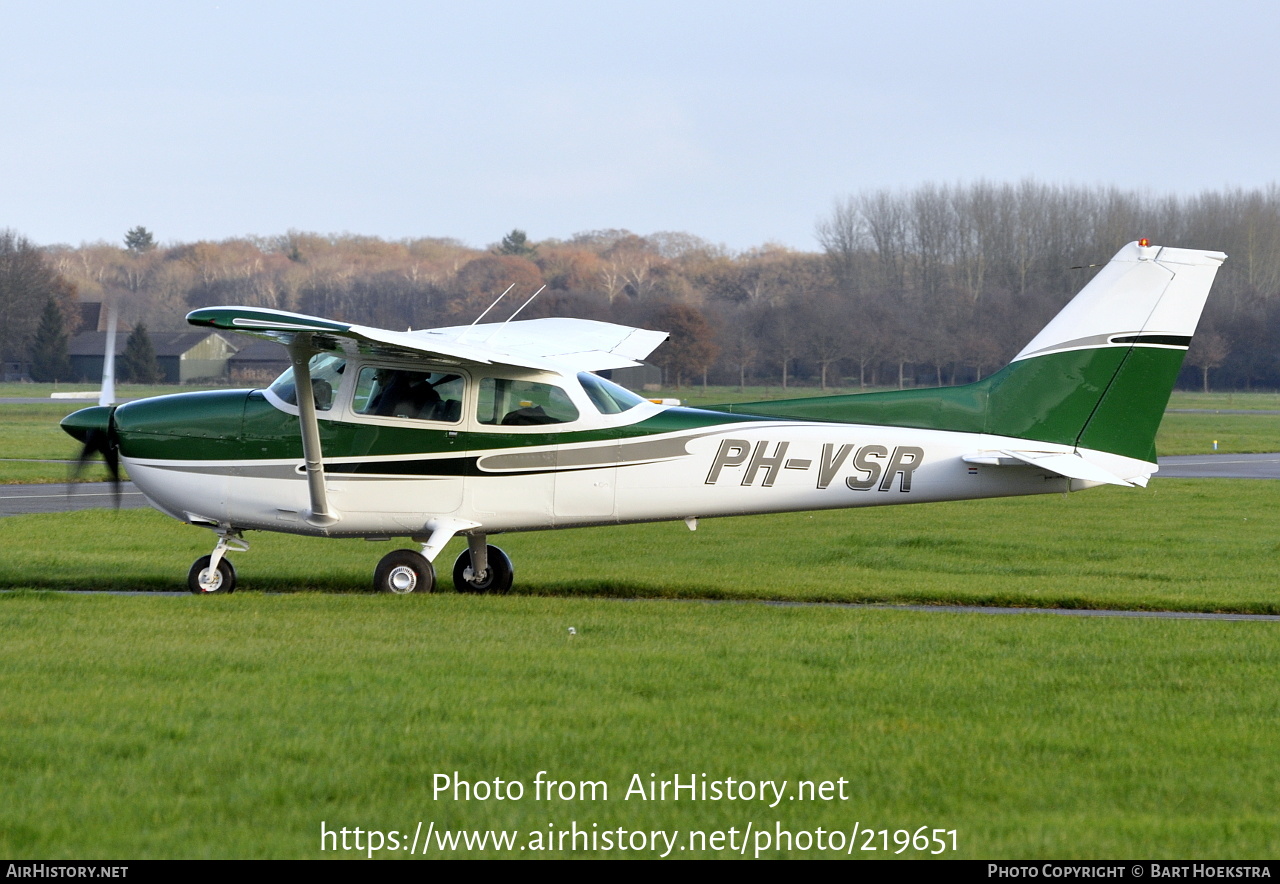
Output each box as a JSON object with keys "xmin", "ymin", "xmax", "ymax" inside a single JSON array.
[{"xmin": 3, "ymin": 182, "xmax": 1279, "ymax": 389}]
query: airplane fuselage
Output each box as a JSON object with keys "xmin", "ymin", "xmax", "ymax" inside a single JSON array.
[{"xmin": 115, "ymin": 380, "xmax": 1082, "ymax": 541}]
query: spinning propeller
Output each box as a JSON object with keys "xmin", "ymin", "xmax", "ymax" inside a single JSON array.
[
  {"xmin": 66, "ymin": 414, "xmax": 121, "ymax": 506},
  {"xmin": 63, "ymin": 303, "xmax": 121, "ymax": 506}
]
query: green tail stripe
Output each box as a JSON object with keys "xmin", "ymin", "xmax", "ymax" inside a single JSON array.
[
  {"xmin": 1076, "ymin": 347, "xmax": 1186, "ymax": 463},
  {"xmin": 709, "ymin": 344, "xmax": 1187, "ymax": 462}
]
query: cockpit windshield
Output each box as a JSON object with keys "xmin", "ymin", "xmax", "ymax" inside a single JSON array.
[
  {"xmin": 268, "ymin": 353, "xmax": 346, "ymax": 412},
  {"xmin": 578, "ymin": 372, "xmax": 646, "ymax": 414}
]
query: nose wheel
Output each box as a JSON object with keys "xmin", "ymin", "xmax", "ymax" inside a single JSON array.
[
  {"xmin": 188, "ymin": 531, "xmax": 247, "ymax": 594},
  {"xmin": 188, "ymin": 555, "xmax": 236, "ymax": 594}
]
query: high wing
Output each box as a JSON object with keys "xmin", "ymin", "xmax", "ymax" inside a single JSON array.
[
  {"xmin": 187, "ymin": 306, "xmax": 668, "ymax": 372},
  {"xmin": 185, "ymin": 305, "xmax": 669, "ymax": 533}
]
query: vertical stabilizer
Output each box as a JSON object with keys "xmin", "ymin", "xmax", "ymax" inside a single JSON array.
[
  {"xmin": 707, "ymin": 242, "xmax": 1226, "ymax": 466},
  {"xmin": 992, "ymin": 242, "xmax": 1226, "ymax": 461}
]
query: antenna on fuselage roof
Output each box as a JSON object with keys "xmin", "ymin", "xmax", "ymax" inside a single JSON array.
[
  {"xmin": 504, "ymin": 285, "xmax": 546, "ymax": 323},
  {"xmin": 482, "ymin": 285, "xmax": 546, "ymax": 343},
  {"xmin": 454, "ymin": 283, "xmax": 517, "ymax": 342},
  {"xmin": 470, "ymin": 284, "xmax": 516, "ymax": 326}
]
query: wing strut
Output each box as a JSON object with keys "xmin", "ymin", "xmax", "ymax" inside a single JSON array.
[{"xmin": 289, "ymin": 336, "xmax": 340, "ymax": 528}]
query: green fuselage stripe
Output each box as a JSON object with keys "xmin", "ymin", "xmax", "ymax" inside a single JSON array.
[
  {"xmin": 108, "ymin": 393, "xmax": 757, "ymax": 463},
  {"xmin": 98, "ymin": 344, "xmax": 1185, "ymax": 466},
  {"xmin": 708, "ymin": 345, "xmax": 1186, "ymax": 462}
]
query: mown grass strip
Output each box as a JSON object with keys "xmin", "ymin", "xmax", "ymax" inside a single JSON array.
[
  {"xmin": 3, "ymin": 479, "xmax": 1279, "ymax": 613},
  {"xmin": 1, "ymin": 592, "xmax": 1278, "ymax": 858}
]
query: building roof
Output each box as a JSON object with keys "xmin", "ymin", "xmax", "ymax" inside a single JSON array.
[
  {"xmin": 74, "ymin": 302, "xmax": 133, "ymax": 334},
  {"xmin": 68, "ymin": 331, "xmax": 233, "ymax": 358},
  {"xmin": 226, "ymin": 339, "xmax": 290, "ymax": 364}
]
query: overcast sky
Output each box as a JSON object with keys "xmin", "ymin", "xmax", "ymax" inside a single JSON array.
[{"xmin": 1, "ymin": 0, "xmax": 1275, "ymax": 252}]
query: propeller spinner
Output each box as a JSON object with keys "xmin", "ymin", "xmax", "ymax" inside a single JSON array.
[{"xmin": 61, "ymin": 405, "xmax": 122, "ymax": 507}]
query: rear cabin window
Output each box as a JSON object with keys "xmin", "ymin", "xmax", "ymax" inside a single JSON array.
[
  {"xmin": 477, "ymin": 378, "xmax": 579, "ymax": 426},
  {"xmin": 352, "ymin": 367, "xmax": 465, "ymax": 422}
]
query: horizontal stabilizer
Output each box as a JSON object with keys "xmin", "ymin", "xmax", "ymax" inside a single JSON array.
[{"xmin": 962, "ymin": 450, "xmax": 1136, "ymax": 487}]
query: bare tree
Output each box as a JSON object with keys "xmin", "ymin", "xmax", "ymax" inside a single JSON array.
[{"xmin": 1187, "ymin": 330, "xmax": 1232, "ymax": 393}]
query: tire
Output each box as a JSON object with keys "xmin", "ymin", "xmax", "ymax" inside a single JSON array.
[
  {"xmin": 374, "ymin": 549, "xmax": 435, "ymax": 594},
  {"xmin": 188, "ymin": 555, "xmax": 236, "ymax": 594},
  {"xmin": 452, "ymin": 545, "xmax": 513, "ymax": 595}
]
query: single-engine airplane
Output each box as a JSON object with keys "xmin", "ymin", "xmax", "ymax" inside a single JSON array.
[{"xmin": 61, "ymin": 240, "xmax": 1225, "ymax": 594}]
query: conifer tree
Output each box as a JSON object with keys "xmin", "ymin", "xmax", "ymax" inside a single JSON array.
[
  {"xmin": 496, "ymin": 229, "xmax": 536, "ymax": 257},
  {"xmin": 29, "ymin": 298, "xmax": 72, "ymax": 381},
  {"xmin": 120, "ymin": 323, "xmax": 163, "ymax": 383},
  {"xmin": 124, "ymin": 226, "xmax": 156, "ymax": 253}
]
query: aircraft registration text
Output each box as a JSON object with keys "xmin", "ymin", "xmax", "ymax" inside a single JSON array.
[{"xmin": 705, "ymin": 439, "xmax": 925, "ymax": 492}]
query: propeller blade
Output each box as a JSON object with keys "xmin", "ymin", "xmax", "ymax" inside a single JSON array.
[{"xmin": 67, "ymin": 419, "xmax": 122, "ymax": 507}]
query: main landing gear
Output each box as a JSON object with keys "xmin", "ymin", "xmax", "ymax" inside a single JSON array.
[
  {"xmin": 373, "ymin": 549, "xmax": 434, "ymax": 594},
  {"xmin": 189, "ymin": 528, "xmax": 513, "ymax": 595},
  {"xmin": 452, "ymin": 538, "xmax": 513, "ymax": 595},
  {"xmin": 372, "ymin": 535, "xmax": 512, "ymax": 594}
]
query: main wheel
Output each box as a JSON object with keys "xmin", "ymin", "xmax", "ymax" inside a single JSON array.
[
  {"xmin": 453, "ymin": 545, "xmax": 513, "ymax": 595},
  {"xmin": 188, "ymin": 555, "xmax": 236, "ymax": 594},
  {"xmin": 374, "ymin": 549, "xmax": 435, "ymax": 594}
]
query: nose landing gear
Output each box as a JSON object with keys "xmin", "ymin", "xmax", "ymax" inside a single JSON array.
[{"xmin": 188, "ymin": 531, "xmax": 248, "ymax": 594}]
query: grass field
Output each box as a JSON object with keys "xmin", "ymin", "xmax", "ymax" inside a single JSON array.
[
  {"xmin": 0, "ymin": 382, "xmax": 225, "ymax": 399},
  {"xmin": 3, "ymin": 591, "xmax": 1280, "ymax": 858},
  {"xmin": 2, "ymin": 480, "xmax": 1280, "ymax": 612},
  {"xmin": 3, "ymin": 389, "xmax": 1279, "ymax": 484},
  {"xmin": 4, "ymin": 393, "xmax": 1280, "ymax": 859},
  {"xmin": 1167, "ymin": 390, "xmax": 1280, "ymax": 411}
]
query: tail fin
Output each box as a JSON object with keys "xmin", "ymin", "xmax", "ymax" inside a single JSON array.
[
  {"xmin": 988, "ymin": 241, "xmax": 1227, "ymax": 462},
  {"xmin": 713, "ymin": 242, "xmax": 1227, "ymax": 464}
]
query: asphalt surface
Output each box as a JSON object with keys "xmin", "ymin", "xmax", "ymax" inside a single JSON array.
[
  {"xmin": 866, "ymin": 604, "xmax": 1280, "ymax": 622},
  {"xmin": 1155, "ymin": 453, "xmax": 1280, "ymax": 479},
  {"xmin": 0, "ymin": 397, "xmax": 102, "ymax": 405},
  {"xmin": 1167, "ymin": 408, "xmax": 1280, "ymax": 415},
  {"xmin": 0, "ymin": 482, "xmax": 150, "ymax": 516}
]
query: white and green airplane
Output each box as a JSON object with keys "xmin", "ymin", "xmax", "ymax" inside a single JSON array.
[{"xmin": 62, "ymin": 240, "xmax": 1226, "ymax": 595}]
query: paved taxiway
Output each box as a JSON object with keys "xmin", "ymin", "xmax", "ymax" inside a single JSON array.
[
  {"xmin": 0, "ymin": 482, "xmax": 149, "ymax": 516},
  {"xmin": 1154, "ymin": 453, "xmax": 1280, "ymax": 479}
]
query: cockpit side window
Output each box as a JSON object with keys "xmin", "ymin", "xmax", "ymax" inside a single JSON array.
[
  {"xmin": 268, "ymin": 353, "xmax": 345, "ymax": 412},
  {"xmin": 477, "ymin": 378, "xmax": 579, "ymax": 426},
  {"xmin": 352, "ymin": 366, "xmax": 465, "ymax": 422}
]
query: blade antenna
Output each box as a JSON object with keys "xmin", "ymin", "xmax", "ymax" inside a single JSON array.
[
  {"xmin": 505, "ymin": 285, "xmax": 546, "ymax": 324},
  {"xmin": 455, "ymin": 284, "xmax": 516, "ymax": 343},
  {"xmin": 483, "ymin": 285, "xmax": 546, "ymax": 343}
]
